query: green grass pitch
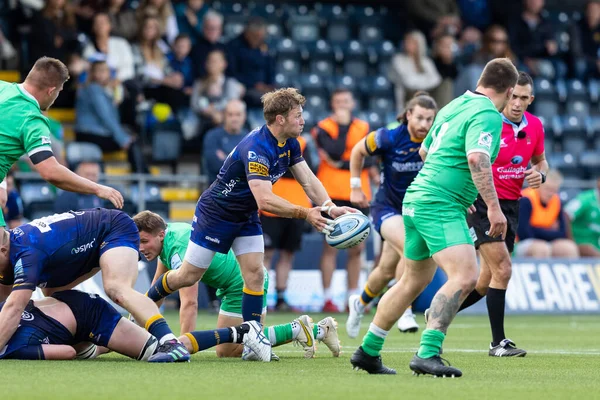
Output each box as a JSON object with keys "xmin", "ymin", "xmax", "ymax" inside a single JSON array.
[{"xmin": 1, "ymin": 312, "xmax": 599, "ymax": 400}]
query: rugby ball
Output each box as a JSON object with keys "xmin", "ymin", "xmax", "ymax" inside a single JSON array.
[{"xmin": 326, "ymin": 213, "xmax": 371, "ymax": 249}]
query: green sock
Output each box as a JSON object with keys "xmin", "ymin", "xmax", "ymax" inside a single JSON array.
[
  {"xmin": 313, "ymin": 324, "xmax": 320, "ymax": 340},
  {"xmin": 264, "ymin": 323, "xmax": 294, "ymax": 346},
  {"xmin": 417, "ymin": 329, "xmax": 445, "ymax": 359},
  {"xmin": 361, "ymin": 323, "xmax": 388, "ymax": 357}
]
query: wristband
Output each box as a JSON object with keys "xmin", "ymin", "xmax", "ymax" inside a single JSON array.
[
  {"xmin": 350, "ymin": 177, "xmax": 362, "ymax": 189},
  {"xmin": 322, "ymin": 199, "xmax": 334, "ymax": 208},
  {"xmin": 293, "ymin": 206, "xmax": 309, "ymax": 220},
  {"xmin": 539, "ymin": 171, "xmax": 546, "ymax": 184}
]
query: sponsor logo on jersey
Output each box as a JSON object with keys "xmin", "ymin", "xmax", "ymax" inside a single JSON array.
[
  {"xmin": 269, "ymin": 171, "xmax": 286, "ymax": 182},
  {"xmin": 71, "ymin": 238, "xmax": 96, "ymax": 254},
  {"xmin": 170, "ymin": 254, "xmax": 183, "ymax": 270},
  {"xmin": 12, "ymin": 227, "xmax": 24, "ymax": 237},
  {"xmin": 14, "ymin": 259, "xmax": 24, "ymax": 278},
  {"xmin": 392, "ymin": 161, "xmax": 423, "ymax": 172},
  {"xmin": 42, "ymin": 337, "xmax": 50, "ymax": 344},
  {"xmin": 278, "ymin": 150, "xmax": 290, "ymax": 159},
  {"xmin": 402, "ymin": 206, "xmax": 415, "ymax": 217},
  {"xmin": 204, "ymin": 236, "xmax": 221, "ymax": 244},
  {"xmin": 248, "ymin": 151, "xmax": 258, "ymax": 161},
  {"xmin": 100, "ymin": 241, "xmax": 107, "ymax": 250},
  {"xmin": 500, "ymin": 138, "xmax": 508, "ymax": 148},
  {"xmin": 478, "ymin": 132, "xmax": 493, "ymax": 149},
  {"xmin": 248, "ymin": 162, "xmax": 269, "ymax": 177},
  {"xmin": 469, "ymin": 227, "xmax": 478, "ymax": 242},
  {"xmin": 41, "ymin": 136, "xmax": 52, "ymax": 145},
  {"xmin": 21, "ymin": 311, "xmax": 34, "ymax": 321},
  {"xmin": 511, "ymin": 155, "xmax": 524, "ymax": 165},
  {"xmin": 221, "ymin": 178, "xmax": 240, "ymax": 197}
]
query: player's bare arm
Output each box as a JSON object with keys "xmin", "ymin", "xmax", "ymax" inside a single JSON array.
[
  {"xmin": 0, "ymin": 289, "xmax": 33, "ymax": 350},
  {"xmin": 289, "ymin": 161, "xmax": 359, "ymax": 219},
  {"xmin": 179, "ymin": 283, "xmax": 199, "ymax": 334},
  {"xmin": 349, "ymin": 138, "xmax": 369, "ymax": 208},
  {"xmin": 249, "ymin": 178, "xmax": 334, "ymax": 233},
  {"xmin": 524, "ymin": 152, "xmax": 549, "ymax": 189},
  {"xmin": 34, "ymin": 156, "xmax": 124, "ymax": 209},
  {"xmin": 468, "ymin": 152, "xmax": 507, "ymax": 239}
]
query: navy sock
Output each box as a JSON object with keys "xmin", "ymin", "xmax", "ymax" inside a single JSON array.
[
  {"xmin": 487, "ymin": 288, "xmax": 507, "ymax": 346},
  {"xmin": 458, "ymin": 289, "xmax": 484, "ymax": 312},
  {"xmin": 184, "ymin": 328, "xmax": 233, "ymax": 352},
  {"xmin": 242, "ymin": 288, "xmax": 263, "ymax": 323},
  {"xmin": 146, "ymin": 272, "xmax": 173, "ymax": 302},
  {"xmin": 145, "ymin": 315, "xmax": 176, "ymax": 344}
]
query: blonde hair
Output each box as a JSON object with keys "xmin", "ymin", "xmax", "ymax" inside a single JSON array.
[
  {"xmin": 261, "ymin": 87, "xmax": 306, "ymax": 124},
  {"xmin": 133, "ymin": 211, "xmax": 167, "ymax": 235}
]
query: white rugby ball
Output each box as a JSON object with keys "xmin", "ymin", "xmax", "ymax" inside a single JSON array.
[{"xmin": 326, "ymin": 213, "xmax": 371, "ymax": 249}]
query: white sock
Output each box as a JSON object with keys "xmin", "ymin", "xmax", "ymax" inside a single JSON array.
[
  {"xmin": 158, "ymin": 333, "xmax": 177, "ymax": 345},
  {"xmin": 323, "ymin": 287, "xmax": 332, "ymax": 301},
  {"xmin": 368, "ymin": 323, "xmax": 390, "ymax": 339},
  {"xmin": 290, "ymin": 320, "xmax": 301, "ymax": 339},
  {"xmin": 267, "ymin": 326, "xmax": 276, "ymax": 344},
  {"xmin": 315, "ymin": 326, "xmax": 326, "ymax": 340},
  {"xmin": 348, "ymin": 288, "xmax": 362, "ymax": 297}
]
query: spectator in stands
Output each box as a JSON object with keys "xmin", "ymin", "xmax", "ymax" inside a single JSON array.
[
  {"xmin": 0, "ymin": 24, "xmax": 17, "ymax": 68},
  {"xmin": 190, "ymin": 10, "xmax": 225, "ymax": 79},
  {"xmin": 1, "ymin": 173, "xmax": 23, "ymax": 229},
  {"xmin": 432, "ymin": 34, "xmax": 458, "ymax": 108},
  {"xmin": 565, "ymin": 176, "xmax": 600, "ymax": 257},
  {"xmin": 388, "ymin": 30, "xmax": 441, "ymax": 113},
  {"xmin": 73, "ymin": 0, "xmax": 108, "ymax": 35},
  {"xmin": 508, "ymin": 0, "xmax": 562, "ymax": 79},
  {"xmin": 457, "ymin": 0, "xmax": 492, "ymax": 31},
  {"xmin": 201, "ymin": 99, "xmax": 247, "ymax": 182},
  {"xmin": 191, "ymin": 49, "xmax": 244, "ymax": 137},
  {"xmin": 29, "ymin": 0, "xmax": 79, "ymax": 66},
  {"xmin": 82, "ymin": 13, "xmax": 135, "ymax": 82},
  {"xmin": 516, "ymin": 169, "xmax": 579, "ymax": 258},
  {"xmin": 53, "ymin": 161, "xmax": 105, "ymax": 213},
  {"xmin": 75, "ymin": 60, "xmax": 148, "ymax": 173},
  {"xmin": 136, "ymin": 0, "xmax": 178, "ymax": 47},
  {"xmin": 570, "ymin": 0, "xmax": 600, "ymax": 80},
  {"xmin": 167, "ymin": 34, "xmax": 194, "ymax": 96},
  {"xmin": 406, "ymin": 0, "xmax": 461, "ymax": 40},
  {"xmin": 454, "ymin": 25, "xmax": 515, "ymax": 95},
  {"xmin": 107, "ymin": 0, "xmax": 138, "ymax": 42},
  {"xmin": 227, "ymin": 16, "xmax": 276, "ymax": 108},
  {"xmin": 174, "ymin": 0, "xmax": 209, "ymax": 45},
  {"xmin": 312, "ymin": 88, "xmax": 375, "ymax": 313},
  {"xmin": 132, "ymin": 16, "xmax": 189, "ymax": 114}
]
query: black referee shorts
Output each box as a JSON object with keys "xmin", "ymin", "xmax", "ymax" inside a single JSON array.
[
  {"xmin": 261, "ymin": 214, "xmax": 305, "ymax": 253},
  {"xmin": 467, "ymin": 195, "xmax": 520, "ymax": 253}
]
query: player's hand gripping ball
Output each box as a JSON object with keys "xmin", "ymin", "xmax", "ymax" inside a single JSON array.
[{"xmin": 325, "ymin": 212, "xmax": 371, "ymax": 249}]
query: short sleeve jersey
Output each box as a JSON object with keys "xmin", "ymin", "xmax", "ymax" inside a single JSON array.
[
  {"xmin": 198, "ymin": 125, "xmax": 305, "ymax": 222},
  {"xmin": 2, "ymin": 209, "xmax": 117, "ymax": 291},
  {"xmin": 564, "ymin": 189, "xmax": 600, "ymax": 250},
  {"xmin": 365, "ymin": 124, "xmax": 423, "ymax": 209},
  {"xmin": 406, "ymin": 91, "xmax": 503, "ymax": 210},
  {"xmin": 0, "ymin": 82, "xmax": 53, "ymax": 182},
  {"xmin": 160, "ymin": 222, "xmax": 243, "ymax": 289}
]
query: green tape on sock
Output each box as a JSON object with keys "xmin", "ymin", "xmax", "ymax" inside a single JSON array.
[
  {"xmin": 417, "ymin": 329, "xmax": 445, "ymax": 359},
  {"xmin": 362, "ymin": 331, "xmax": 385, "ymax": 357}
]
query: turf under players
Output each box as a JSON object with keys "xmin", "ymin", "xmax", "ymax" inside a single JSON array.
[
  {"xmin": 350, "ymin": 58, "xmax": 519, "ymax": 377},
  {"xmin": 144, "ymin": 88, "xmax": 357, "ymax": 362},
  {"xmin": 0, "ymin": 209, "xmax": 190, "ymax": 362},
  {"xmin": 134, "ymin": 210, "xmax": 340, "ymax": 359},
  {"xmin": 457, "ymin": 71, "xmax": 548, "ymax": 357},
  {"xmin": 0, "ymin": 57, "xmax": 124, "ymax": 236},
  {"xmin": 0, "ymin": 289, "xmax": 268, "ymax": 361},
  {"xmin": 346, "ymin": 92, "xmax": 438, "ymax": 338}
]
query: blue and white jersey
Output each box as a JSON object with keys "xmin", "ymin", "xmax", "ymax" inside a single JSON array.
[
  {"xmin": 2, "ymin": 208, "xmax": 139, "ymax": 291},
  {"xmin": 365, "ymin": 124, "xmax": 424, "ymax": 209},
  {"xmin": 199, "ymin": 124, "xmax": 305, "ymax": 223}
]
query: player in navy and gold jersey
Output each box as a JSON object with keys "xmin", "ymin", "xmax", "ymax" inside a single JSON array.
[
  {"xmin": 145, "ymin": 88, "xmax": 358, "ymax": 361},
  {"xmin": 0, "ymin": 208, "xmax": 190, "ymax": 362},
  {"xmin": 345, "ymin": 93, "xmax": 438, "ymax": 339}
]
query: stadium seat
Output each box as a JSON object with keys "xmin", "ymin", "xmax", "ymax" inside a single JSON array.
[
  {"xmin": 361, "ymin": 75, "xmax": 392, "ymax": 98},
  {"xmin": 247, "ymin": 108, "xmax": 264, "ymax": 129},
  {"xmin": 533, "ymin": 99, "xmax": 560, "ymax": 122},
  {"xmin": 309, "ymin": 59, "xmax": 335, "ymax": 75},
  {"xmin": 544, "ymin": 137, "xmax": 556, "ymax": 154},
  {"xmin": 359, "ymin": 25, "xmax": 383, "ymax": 44},
  {"xmin": 343, "ymin": 59, "xmax": 368, "ymax": 78},
  {"xmin": 365, "ymin": 111, "xmax": 385, "ymax": 130},
  {"xmin": 562, "ymin": 137, "xmax": 588, "ymax": 155},
  {"xmin": 65, "ymin": 142, "xmax": 103, "ymax": 168},
  {"xmin": 580, "ymin": 151, "xmax": 600, "ymax": 177},
  {"xmin": 266, "ymin": 22, "xmax": 283, "ymax": 39},
  {"xmin": 298, "ymin": 73, "xmax": 328, "ymax": 97},
  {"xmin": 368, "ymin": 40, "xmax": 396, "ymax": 64},
  {"xmin": 21, "ymin": 182, "xmax": 56, "ymax": 220},
  {"xmin": 313, "ymin": 3, "xmax": 346, "ymax": 19},
  {"xmin": 248, "ymin": 2, "xmax": 280, "ymax": 18},
  {"xmin": 305, "ymin": 94, "xmax": 328, "ymax": 113},
  {"xmin": 219, "ymin": 2, "xmax": 245, "ymax": 16},
  {"xmin": 326, "ymin": 21, "xmax": 351, "ymax": 43},
  {"xmin": 152, "ymin": 130, "xmax": 181, "ymax": 163},
  {"xmin": 560, "ymin": 114, "xmax": 589, "ymax": 137},
  {"xmin": 223, "ymin": 15, "xmax": 247, "ymax": 41},
  {"xmin": 305, "ymin": 40, "xmax": 335, "ymax": 63},
  {"xmin": 533, "ymin": 78, "xmax": 557, "ymax": 102},
  {"xmin": 368, "ymin": 96, "xmax": 395, "ymax": 114},
  {"xmin": 588, "ymin": 79, "xmax": 599, "ymax": 103},
  {"xmin": 546, "ymin": 152, "xmax": 579, "ymax": 179},
  {"xmin": 276, "ymin": 37, "xmax": 300, "ymax": 59},
  {"xmin": 555, "ymin": 79, "xmax": 568, "ymax": 102},
  {"xmin": 566, "ymin": 79, "xmax": 588, "ymax": 102},
  {"xmin": 276, "ymin": 57, "xmax": 301, "ymax": 75},
  {"xmin": 288, "ymin": 15, "xmax": 320, "ymax": 43},
  {"xmin": 130, "ymin": 183, "xmax": 162, "ymax": 204},
  {"xmin": 559, "ymin": 188, "xmax": 581, "ymax": 203},
  {"xmin": 274, "ymin": 73, "xmax": 295, "ymax": 88},
  {"xmin": 565, "ymin": 100, "xmax": 590, "ymax": 120},
  {"xmin": 347, "ymin": 4, "xmax": 382, "ymax": 26}
]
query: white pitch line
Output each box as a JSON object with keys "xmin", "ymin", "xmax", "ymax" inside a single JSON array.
[{"xmin": 270, "ymin": 348, "xmax": 600, "ymax": 356}]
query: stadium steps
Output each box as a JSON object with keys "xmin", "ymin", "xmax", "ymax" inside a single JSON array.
[
  {"xmin": 46, "ymin": 108, "xmax": 76, "ymax": 123},
  {"xmin": 168, "ymin": 202, "xmax": 196, "ymax": 221},
  {"xmin": 160, "ymin": 187, "xmax": 200, "ymax": 202},
  {"xmin": 0, "ymin": 70, "xmax": 20, "ymax": 82},
  {"xmin": 103, "ymin": 150, "xmax": 128, "ymax": 162},
  {"xmin": 104, "ymin": 164, "xmax": 130, "ymax": 175}
]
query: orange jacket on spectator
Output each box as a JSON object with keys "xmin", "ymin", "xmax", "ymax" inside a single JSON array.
[
  {"xmin": 312, "ymin": 117, "xmax": 371, "ymax": 202},
  {"xmin": 521, "ymin": 187, "xmax": 561, "ymax": 229},
  {"xmin": 261, "ymin": 136, "xmax": 311, "ymax": 217}
]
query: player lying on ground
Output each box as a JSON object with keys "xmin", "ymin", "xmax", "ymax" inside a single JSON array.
[
  {"xmin": 346, "ymin": 92, "xmax": 438, "ymax": 338},
  {"xmin": 144, "ymin": 88, "xmax": 356, "ymax": 362},
  {"xmin": 0, "ymin": 208, "xmax": 189, "ymax": 362},
  {"xmin": 134, "ymin": 211, "xmax": 340, "ymax": 359},
  {"xmin": 0, "ymin": 290, "xmax": 270, "ymax": 361},
  {"xmin": 350, "ymin": 58, "xmax": 519, "ymax": 377}
]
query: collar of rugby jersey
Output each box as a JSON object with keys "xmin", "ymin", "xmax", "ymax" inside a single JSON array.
[
  {"xmin": 17, "ymin": 83, "xmax": 40, "ymax": 109},
  {"xmin": 501, "ymin": 113, "xmax": 529, "ymax": 137}
]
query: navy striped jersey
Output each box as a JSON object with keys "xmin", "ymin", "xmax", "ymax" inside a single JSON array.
[{"xmin": 365, "ymin": 124, "xmax": 424, "ymax": 209}]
